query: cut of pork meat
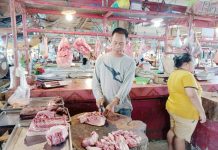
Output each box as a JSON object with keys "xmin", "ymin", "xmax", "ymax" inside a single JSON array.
[
  {"xmin": 78, "ymin": 112, "xmax": 106, "ymax": 126},
  {"xmin": 82, "ymin": 130, "xmax": 141, "ymax": 150},
  {"xmin": 20, "ymin": 106, "xmax": 47, "ymax": 120},
  {"xmin": 56, "ymin": 37, "xmax": 73, "ymax": 67},
  {"xmin": 48, "ymin": 96, "xmax": 64, "ymax": 106},
  {"xmin": 28, "ymin": 110, "xmax": 67, "ymax": 135},
  {"xmin": 73, "ymin": 38, "xmax": 92, "ymax": 56},
  {"xmin": 82, "ymin": 131, "xmax": 99, "ymax": 148},
  {"xmin": 35, "ymin": 110, "xmax": 55, "ymax": 118},
  {"xmin": 46, "ymin": 125, "xmax": 68, "ymax": 146},
  {"xmin": 86, "ymin": 146, "xmax": 101, "ymax": 150}
]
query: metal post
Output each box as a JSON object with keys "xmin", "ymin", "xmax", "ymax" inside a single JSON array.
[
  {"xmin": 103, "ymin": 19, "xmax": 107, "ymax": 33},
  {"xmin": 10, "ymin": 0, "xmax": 19, "ymax": 88},
  {"xmin": 22, "ymin": 8, "xmax": 30, "ymax": 75},
  {"xmin": 188, "ymin": 15, "xmax": 193, "ymax": 37},
  {"xmin": 164, "ymin": 23, "xmax": 168, "ymax": 53}
]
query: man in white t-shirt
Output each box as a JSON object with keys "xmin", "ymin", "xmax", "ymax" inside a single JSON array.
[{"xmin": 92, "ymin": 28, "xmax": 136, "ymax": 117}]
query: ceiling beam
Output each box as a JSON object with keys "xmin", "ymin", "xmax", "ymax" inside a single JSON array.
[
  {"xmin": 19, "ymin": 0, "xmax": 187, "ymax": 19},
  {"xmin": 104, "ymin": 11, "xmax": 113, "ymax": 18},
  {"xmin": 144, "ymin": 2, "xmax": 187, "ymax": 13},
  {"xmin": 26, "ymin": 28, "xmax": 164, "ymax": 39},
  {"xmin": 26, "ymin": 8, "xmax": 148, "ymax": 23}
]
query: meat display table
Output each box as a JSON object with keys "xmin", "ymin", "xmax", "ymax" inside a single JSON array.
[
  {"xmin": 6, "ymin": 77, "xmax": 218, "ymax": 140},
  {"xmin": 71, "ymin": 113, "xmax": 148, "ymax": 150},
  {"xmin": 191, "ymin": 91, "xmax": 218, "ymax": 150},
  {"xmin": 202, "ymin": 91, "xmax": 218, "ymax": 121}
]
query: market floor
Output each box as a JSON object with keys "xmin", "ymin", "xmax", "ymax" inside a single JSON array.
[
  {"xmin": 148, "ymin": 140, "xmax": 168, "ymax": 150},
  {"xmin": 148, "ymin": 140, "xmax": 198, "ymax": 150}
]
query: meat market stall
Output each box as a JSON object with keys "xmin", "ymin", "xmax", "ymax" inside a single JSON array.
[{"xmin": 2, "ymin": 0, "xmax": 218, "ymax": 150}]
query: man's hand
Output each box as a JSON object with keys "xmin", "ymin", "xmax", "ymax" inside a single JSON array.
[
  {"xmin": 96, "ymin": 98, "xmax": 105, "ymax": 108},
  {"xmin": 105, "ymin": 97, "xmax": 120, "ymax": 113}
]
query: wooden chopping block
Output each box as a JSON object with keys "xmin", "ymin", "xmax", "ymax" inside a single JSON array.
[
  {"xmin": 202, "ymin": 91, "xmax": 218, "ymax": 121},
  {"xmin": 71, "ymin": 113, "xmax": 148, "ymax": 150}
]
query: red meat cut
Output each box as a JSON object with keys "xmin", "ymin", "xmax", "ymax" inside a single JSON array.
[{"xmin": 77, "ymin": 112, "xmax": 106, "ymax": 126}]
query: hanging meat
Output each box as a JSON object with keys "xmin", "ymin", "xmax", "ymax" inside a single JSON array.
[
  {"xmin": 94, "ymin": 38, "xmax": 101, "ymax": 58},
  {"xmin": 73, "ymin": 38, "xmax": 92, "ymax": 57},
  {"xmin": 56, "ymin": 37, "xmax": 73, "ymax": 68},
  {"xmin": 125, "ymin": 41, "xmax": 133, "ymax": 57}
]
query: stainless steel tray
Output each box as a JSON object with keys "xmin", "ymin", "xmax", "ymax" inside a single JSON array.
[
  {"xmin": 0, "ymin": 111, "xmax": 20, "ymax": 127},
  {"xmin": 4, "ymin": 124, "xmax": 73, "ymax": 150},
  {"xmin": 2, "ymin": 97, "xmax": 64, "ymax": 111}
]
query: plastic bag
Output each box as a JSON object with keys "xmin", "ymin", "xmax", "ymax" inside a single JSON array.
[
  {"xmin": 8, "ymin": 66, "xmax": 15, "ymax": 89},
  {"xmin": 172, "ymin": 29, "xmax": 182, "ymax": 48},
  {"xmin": 8, "ymin": 67, "xmax": 30, "ymax": 106}
]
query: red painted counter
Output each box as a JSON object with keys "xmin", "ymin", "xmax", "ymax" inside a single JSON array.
[{"xmin": 5, "ymin": 77, "xmax": 218, "ymax": 140}]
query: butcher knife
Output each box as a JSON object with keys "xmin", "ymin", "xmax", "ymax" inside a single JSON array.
[
  {"xmin": 99, "ymin": 105, "xmax": 110, "ymax": 116},
  {"xmin": 99, "ymin": 105, "xmax": 105, "ymax": 113},
  {"xmin": 99, "ymin": 105, "xmax": 109, "ymax": 127}
]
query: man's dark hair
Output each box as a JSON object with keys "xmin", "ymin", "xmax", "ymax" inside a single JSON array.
[
  {"xmin": 173, "ymin": 53, "xmax": 192, "ymax": 68},
  {"xmin": 112, "ymin": 27, "xmax": 128, "ymax": 38}
]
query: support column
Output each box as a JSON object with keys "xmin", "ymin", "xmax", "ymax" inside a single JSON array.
[
  {"xmin": 10, "ymin": 0, "xmax": 19, "ymax": 88},
  {"xmin": 164, "ymin": 23, "xmax": 168, "ymax": 53},
  {"xmin": 22, "ymin": 8, "xmax": 30, "ymax": 75}
]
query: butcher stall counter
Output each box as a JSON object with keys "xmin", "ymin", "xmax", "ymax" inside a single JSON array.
[
  {"xmin": 71, "ymin": 112, "xmax": 148, "ymax": 150},
  {"xmin": 5, "ymin": 77, "xmax": 218, "ymax": 140}
]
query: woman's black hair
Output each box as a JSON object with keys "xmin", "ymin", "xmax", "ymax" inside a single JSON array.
[{"xmin": 173, "ymin": 53, "xmax": 192, "ymax": 68}]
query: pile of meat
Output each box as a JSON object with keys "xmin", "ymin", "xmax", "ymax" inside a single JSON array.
[
  {"xmin": 47, "ymin": 96, "xmax": 64, "ymax": 105},
  {"xmin": 20, "ymin": 97, "xmax": 67, "ymax": 120},
  {"xmin": 28, "ymin": 110, "xmax": 67, "ymax": 134},
  {"xmin": 77, "ymin": 111, "xmax": 106, "ymax": 126},
  {"xmin": 73, "ymin": 38, "xmax": 92, "ymax": 57},
  {"xmin": 82, "ymin": 130, "xmax": 141, "ymax": 150},
  {"xmin": 26, "ymin": 110, "xmax": 69, "ymax": 146},
  {"xmin": 46, "ymin": 125, "xmax": 68, "ymax": 146},
  {"xmin": 56, "ymin": 37, "xmax": 73, "ymax": 68}
]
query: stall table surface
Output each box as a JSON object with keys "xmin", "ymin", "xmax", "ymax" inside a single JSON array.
[{"xmin": 71, "ymin": 113, "xmax": 148, "ymax": 150}]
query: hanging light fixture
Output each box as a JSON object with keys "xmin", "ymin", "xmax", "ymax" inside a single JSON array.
[{"xmin": 61, "ymin": 10, "xmax": 76, "ymax": 22}]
